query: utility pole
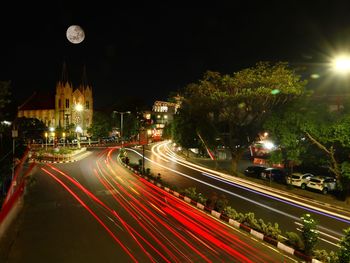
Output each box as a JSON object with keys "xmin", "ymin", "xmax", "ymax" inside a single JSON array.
[
  {"xmin": 113, "ymin": 111, "xmax": 131, "ymax": 148},
  {"xmin": 11, "ymin": 129, "xmax": 18, "ymax": 180}
]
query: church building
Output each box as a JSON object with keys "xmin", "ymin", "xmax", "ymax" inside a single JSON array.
[{"xmin": 17, "ymin": 63, "xmax": 93, "ymax": 135}]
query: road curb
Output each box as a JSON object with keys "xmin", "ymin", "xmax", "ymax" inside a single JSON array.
[
  {"xmin": 120, "ymin": 160, "xmax": 322, "ymax": 263},
  {"xmin": 29, "ymin": 158, "xmax": 77, "ymax": 164}
]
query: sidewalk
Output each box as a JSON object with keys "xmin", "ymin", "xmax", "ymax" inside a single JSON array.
[
  {"xmin": 184, "ymin": 153, "xmax": 350, "ymax": 213},
  {"xmin": 29, "ymin": 147, "xmax": 90, "ymax": 164}
]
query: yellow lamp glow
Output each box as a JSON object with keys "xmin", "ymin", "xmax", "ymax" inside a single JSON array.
[{"xmin": 332, "ymin": 55, "xmax": 350, "ymax": 74}]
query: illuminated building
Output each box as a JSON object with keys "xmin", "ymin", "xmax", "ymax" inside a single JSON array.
[{"xmin": 17, "ymin": 63, "xmax": 93, "ymax": 135}]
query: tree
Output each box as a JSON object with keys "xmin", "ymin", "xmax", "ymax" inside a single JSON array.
[
  {"xmin": 300, "ymin": 213, "xmax": 318, "ymax": 256},
  {"xmin": 264, "ymin": 96, "xmax": 310, "ymax": 172},
  {"xmin": 16, "ymin": 117, "xmax": 46, "ymax": 141},
  {"xmin": 178, "ymin": 62, "xmax": 306, "ymax": 171},
  {"xmin": 172, "ymin": 105, "xmax": 202, "ymax": 154},
  {"xmin": 338, "ymin": 227, "xmax": 350, "ymax": 263},
  {"xmin": 264, "ymin": 95, "xmax": 350, "ymax": 198},
  {"xmin": 0, "ymin": 81, "xmax": 11, "ymax": 118},
  {"xmin": 88, "ymin": 111, "xmax": 112, "ymax": 139}
]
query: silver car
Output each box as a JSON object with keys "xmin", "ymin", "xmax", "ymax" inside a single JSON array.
[
  {"xmin": 306, "ymin": 176, "xmax": 337, "ymax": 194},
  {"xmin": 287, "ymin": 173, "xmax": 315, "ymax": 190}
]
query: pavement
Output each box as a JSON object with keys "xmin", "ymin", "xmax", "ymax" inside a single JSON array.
[{"xmin": 30, "ymin": 148, "xmax": 92, "ymax": 164}]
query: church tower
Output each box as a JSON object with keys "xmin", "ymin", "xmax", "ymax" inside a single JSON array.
[
  {"xmin": 80, "ymin": 65, "xmax": 93, "ymax": 132},
  {"xmin": 55, "ymin": 61, "xmax": 73, "ymax": 128}
]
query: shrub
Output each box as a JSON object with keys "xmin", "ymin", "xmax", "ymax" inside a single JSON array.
[
  {"xmin": 242, "ymin": 212, "xmax": 261, "ymax": 232},
  {"xmin": 206, "ymin": 192, "xmax": 218, "ymax": 210},
  {"xmin": 338, "ymin": 227, "xmax": 350, "ymax": 263},
  {"xmin": 261, "ymin": 222, "xmax": 281, "ymax": 240},
  {"xmin": 182, "ymin": 187, "xmax": 207, "ymax": 204},
  {"xmin": 182, "ymin": 187, "xmax": 198, "ymax": 201},
  {"xmin": 214, "ymin": 195, "xmax": 229, "ymax": 213},
  {"xmin": 313, "ymin": 249, "xmax": 338, "ymax": 263},
  {"xmin": 300, "ymin": 214, "xmax": 319, "ymax": 256},
  {"xmin": 223, "ymin": 206, "xmax": 238, "ymax": 219},
  {"xmin": 285, "ymin": 231, "xmax": 304, "ymax": 251},
  {"xmin": 197, "ymin": 193, "xmax": 207, "ymax": 205}
]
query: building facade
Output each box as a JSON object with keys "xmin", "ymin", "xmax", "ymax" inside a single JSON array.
[
  {"xmin": 17, "ymin": 64, "xmax": 93, "ymax": 135},
  {"xmin": 151, "ymin": 96, "xmax": 181, "ymax": 136}
]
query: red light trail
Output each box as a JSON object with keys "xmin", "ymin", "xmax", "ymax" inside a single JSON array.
[{"xmin": 40, "ymin": 147, "xmax": 291, "ymax": 262}]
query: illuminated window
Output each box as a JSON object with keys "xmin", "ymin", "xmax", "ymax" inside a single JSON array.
[
  {"xmin": 164, "ymin": 115, "xmax": 168, "ymax": 119},
  {"xmin": 145, "ymin": 113, "xmax": 151, "ymax": 119},
  {"xmin": 157, "ymin": 115, "xmax": 161, "ymax": 119}
]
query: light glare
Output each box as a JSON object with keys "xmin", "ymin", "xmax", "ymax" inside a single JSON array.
[{"xmin": 333, "ymin": 56, "xmax": 350, "ymax": 73}]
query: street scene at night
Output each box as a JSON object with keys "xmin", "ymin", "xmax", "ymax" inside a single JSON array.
[{"xmin": 1, "ymin": 1, "xmax": 350, "ymax": 263}]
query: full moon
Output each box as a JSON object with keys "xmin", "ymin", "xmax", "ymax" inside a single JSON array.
[{"xmin": 66, "ymin": 25, "xmax": 85, "ymax": 44}]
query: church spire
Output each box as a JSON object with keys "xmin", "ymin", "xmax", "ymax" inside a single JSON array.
[
  {"xmin": 60, "ymin": 60, "xmax": 69, "ymax": 84},
  {"xmin": 79, "ymin": 65, "xmax": 91, "ymax": 92},
  {"xmin": 81, "ymin": 64, "xmax": 88, "ymax": 87}
]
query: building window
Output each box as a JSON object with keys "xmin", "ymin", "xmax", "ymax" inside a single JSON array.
[
  {"xmin": 66, "ymin": 99, "xmax": 69, "ymax": 108},
  {"xmin": 86, "ymin": 101, "xmax": 89, "ymax": 109},
  {"xmin": 58, "ymin": 99, "xmax": 61, "ymax": 108},
  {"xmin": 160, "ymin": 106, "xmax": 168, "ymax": 112}
]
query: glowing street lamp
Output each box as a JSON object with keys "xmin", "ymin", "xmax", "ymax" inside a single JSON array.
[
  {"xmin": 75, "ymin": 103, "xmax": 83, "ymax": 112},
  {"xmin": 75, "ymin": 125, "xmax": 82, "ymax": 148},
  {"xmin": 332, "ymin": 55, "xmax": 350, "ymax": 74}
]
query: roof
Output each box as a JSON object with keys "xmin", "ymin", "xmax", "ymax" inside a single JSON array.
[{"xmin": 18, "ymin": 92, "xmax": 55, "ymax": 111}]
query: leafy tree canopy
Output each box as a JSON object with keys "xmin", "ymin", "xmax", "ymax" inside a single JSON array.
[
  {"xmin": 88, "ymin": 111, "xmax": 112, "ymax": 139},
  {"xmin": 177, "ymin": 62, "xmax": 306, "ymax": 170}
]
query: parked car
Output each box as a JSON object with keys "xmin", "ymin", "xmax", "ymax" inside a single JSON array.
[
  {"xmin": 306, "ymin": 176, "xmax": 337, "ymax": 194},
  {"xmin": 287, "ymin": 173, "xmax": 315, "ymax": 189},
  {"xmin": 244, "ymin": 165, "xmax": 266, "ymax": 178},
  {"xmin": 261, "ymin": 167, "xmax": 287, "ymax": 184}
]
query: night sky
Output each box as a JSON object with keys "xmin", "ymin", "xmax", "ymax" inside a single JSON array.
[{"xmin": 1, "ymin": 1, "xmax": 350, "ymax": 109}]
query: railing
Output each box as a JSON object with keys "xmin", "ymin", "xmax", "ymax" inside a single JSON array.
[{"xmin": 0, "ymin": 148, "xmax": 35, "ymax": 227}]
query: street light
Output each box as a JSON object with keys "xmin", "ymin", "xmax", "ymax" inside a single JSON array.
[
  {"xmin": 75, "ymin": 103, "xmax": 84, "ymax": 135},
  {"xmin": 332, "ymin": 55, "xmax": 350, "ymax": 74},
  {"xmin": 62, "ymin": 132, "xmax": 66, "ymax": 147},
  {"xmin": 44, "ymin": 132, "xmax": 48, "ymax": 151},
  {"xmin": 113, "ymin": 111, "xmax": 131, "ymax": 147},
  {"xmin": 75, "ymin": 125, "xmax": 83, "ymax": 148},
  {"xmin": 330, "ymin": 54, "xmax": 350, "ymax": 111}
]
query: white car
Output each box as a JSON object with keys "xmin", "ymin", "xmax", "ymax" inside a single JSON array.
[
  {"xmin": 306, "ymin": 176, "xmax": 337, "ymax": 194},
  {"xmin": 287, "ymin": 173, "xmax": 315, "ymax": 189}
]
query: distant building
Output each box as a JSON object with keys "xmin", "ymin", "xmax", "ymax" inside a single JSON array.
[
  {"xmin": 151, "ymin": 96, "xmax": 182, "ymax": 136},
  {"xmin": 17, "ymin": 63, "xmax": 93, "ymax": 135}
]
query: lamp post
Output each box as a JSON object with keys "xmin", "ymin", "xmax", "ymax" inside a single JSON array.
[
  {"xmin": 113, "ymin": 111, "xmax": 131, "ymax": 147},
  {"xmin": 75, "ymin": 103, "xmax": 84, "ymax": 135},
  {"xmin": 76, "ymin": 126, "xmax": 82, "ymax": 149},
  {"xmin": 331, "ymin": 55, "xmax": 350, "ymax": 111},
  {"xmin": 45, "ymin": 132, "xmax": 48, "ymax": 151},
  {"xmin": 62, "ymin": 132, "xmax": 66, "ymax": 147},
  {"xmin": 11, "ymin": 129, "xmax": 18, "ymax": 181}
]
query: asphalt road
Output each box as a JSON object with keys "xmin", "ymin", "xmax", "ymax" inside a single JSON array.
[
  {"xmin": 0, "ymin": 147, "xmax": 297, "ymax": 262},
  {"xmin": 125, "ymin": 142, "xmax": 350, "ymax": 252}
]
